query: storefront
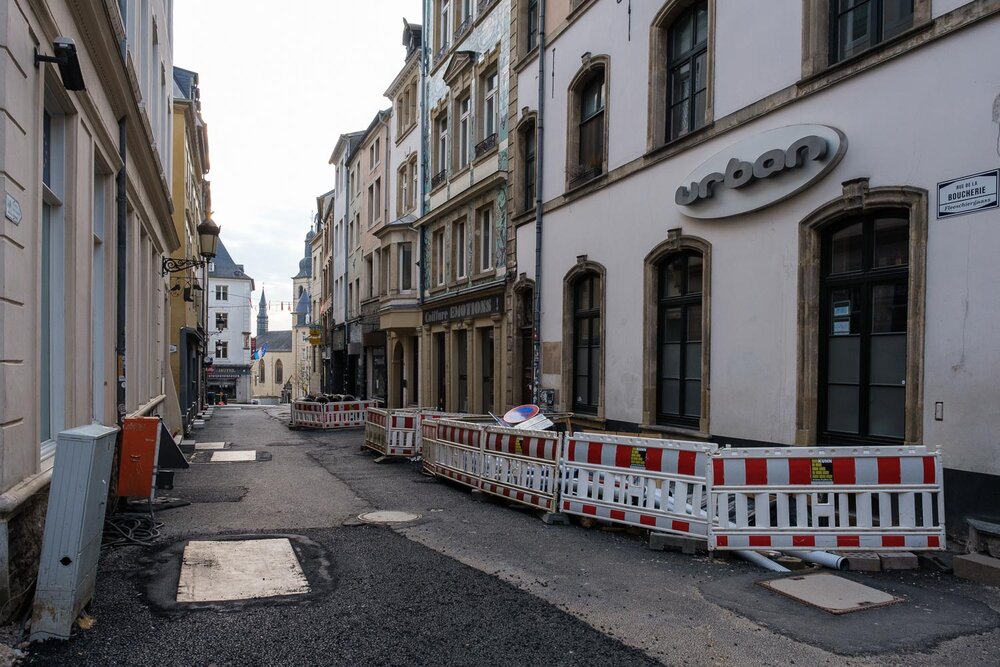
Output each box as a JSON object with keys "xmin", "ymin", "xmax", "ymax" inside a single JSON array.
[
  {"xmin": 206, "ymin": 365, "xmax": 251, "ymax": 404},
  {"xmin": 420, "ymin": 290, "xmax": 504, "ymax": 414}
]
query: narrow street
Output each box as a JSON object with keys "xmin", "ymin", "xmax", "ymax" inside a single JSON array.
[{"xmin": 23, "ymin": 409, "xmax": 1000, "ymax": 666}]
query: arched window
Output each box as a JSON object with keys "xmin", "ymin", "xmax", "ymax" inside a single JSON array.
[
  {"xmin": 566, "ymin": 57, "xmax": 609, "ymax": 189},
  {"xmin": 666, "ymin": 2, "xmax": 708, "ymax": 141},
  {"xmin": 570, "ymin": 272, "xmax": 602, "ymax": 414},
  {"xmin": 656, "ymin": 252, "xmax": 703, "ymax": 427},
  {"xmin": 258, "ymin": 360, "xmax": 265, "ymax": 384},
  {"xmin": 275, "ymin": 359, "xmax": 283, "ymax": 385}
]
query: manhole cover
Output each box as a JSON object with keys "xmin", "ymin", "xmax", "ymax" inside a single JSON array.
[
  {"xmin": 357, "ymin": 511, "xmax": 421, "ymax": 524},
  {"xmin": 758, "ymin": 572, "xmax": 902, "ymax": 615}
]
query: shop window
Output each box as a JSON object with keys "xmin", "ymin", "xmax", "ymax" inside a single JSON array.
[
  {"xmin": 819, "ymin": 212, "xmax": 909, "ymax": 443},
  {"xmin": 480, "ymin": 327, "xmax": 495, "ymax": 413},
  {"xmin": 435, "ymin": 332, "xmax": 447, "ymax": 410},
  {"xmin": 456, "ymin": 329, "xmax": 469, "ymax": 412},
  {"xmin": 567, "ymin": 62, "xmax": 607, "ymax": 188},
  {"xmin": 656, "ymin": 252, "xmax": 703, "ymax": 427},
  {"xmin": 569, "ymin": 270, "xmax": 602, "ymax": 414}
]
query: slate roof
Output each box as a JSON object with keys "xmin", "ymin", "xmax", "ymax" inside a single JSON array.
[
  {"xmin": 209, "ymin": 238, "xmax": 253, "ymax": 282},
  {"xmin": 256, "ymin": 330, "xmax": 292, "ymax": 353}
]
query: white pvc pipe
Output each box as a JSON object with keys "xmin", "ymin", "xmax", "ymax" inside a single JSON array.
[
  {"xmin": 736, "ymin": 550, "xmax": 791, "ymax": 572},
  {"xmin": 783, "ymin": 550, "xmax": 847, "ymax": 570}
]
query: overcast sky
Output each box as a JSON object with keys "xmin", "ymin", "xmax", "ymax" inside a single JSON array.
[{"xmin": 174, "ymin": 0, "xmax": 422, "ymax": 332}]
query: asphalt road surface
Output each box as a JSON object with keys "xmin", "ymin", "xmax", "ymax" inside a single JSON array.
[{"xmin": 22, "ymin": 406, "xmax": 1000, "ymax": 666}]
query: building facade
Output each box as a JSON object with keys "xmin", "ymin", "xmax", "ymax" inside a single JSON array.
[
  {"xmin": 206, "ymin": 240, "xmax": 254, "ymax": 403},
  {"xmin": 251, "ymin": 295, "xmax": 293, "ymax": 405},
  {"xmin": 291, "ymin": 229, "xmax": 314, "ymax": 397},
  {"xmin": 167, "ymin": 66, "xmax": 211, "ymax": 435},
  {"xmin": 509, "ymin": 0, "xmax": 1000, "ymax": 528},
  {"xmin": 0, "ymin": 0, "xmax": 178, "ymax": 621},
  {"xmin": 418, "ymin": 0, "xmax": 511, "ymax": 413}
]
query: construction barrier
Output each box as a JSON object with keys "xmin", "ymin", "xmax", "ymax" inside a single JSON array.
[
  {"xmin": 363, "ymin": 407, "xmax": 389, "ymax": 453},
  {"xmin": 364, "ymin": 409, "xmax": 466, "ymax": 457},
  {"xmin": 480, "ymin": 426, "xmax": 562, "ymax": 513},
  {"xmin": 290, "ymin": 399, "xmax": 378, "ymax": 430},
  {"xmin": 421, "ymin": 418, "xmax": 442, "ymax": 475},
  {"xmin": 706, "ymin": 446, "xmax": 945, "ymax": 551},
  {"xmin": 431, "ymin": 419, "xmax": 487, "ymax": 488},
  {"xmin": 559, "ymin": 433, "xmax": 718, "ymax": 539}
]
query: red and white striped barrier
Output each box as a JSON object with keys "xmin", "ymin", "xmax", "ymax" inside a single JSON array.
[
  {"xmin": 707, "ymin": 446, "xmax": 945, "ymax": 551},
  {"xmin": 559, "ymin": 433, "xmax": 718, "ymax": 539},
  {"xmin": 480, "ymin": 426, "xmax": 561, "ymax": 512},
  {"xmin": 431, "ymin": 419, "xmax": 487, "ymax": 488},
  {"xmin": 290, "ymin": 399, "xmax": 378, "ymax": 430},
  {"xmin": 364, "ymin": 409, "xmax": 466, "ymax": 458}
]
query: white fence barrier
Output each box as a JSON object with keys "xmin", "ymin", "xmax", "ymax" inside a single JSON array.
[
  {"xmin": 559, "ymin": 433, "xmax": 718, "ymax": 539},
  {"xmin": 707, "ymin": 446, "xmax": 945, "ymax": 551},
  {"xmin": 290, "ymin": 399, "xmax": 377, "ymax": 430},
  {"xmin": 430, "ymin": 419, "xmax": 487, "ymax": 489},
  {"xmin": 480, "ymin": 426, "xmax": 562, "ymax": 513}
]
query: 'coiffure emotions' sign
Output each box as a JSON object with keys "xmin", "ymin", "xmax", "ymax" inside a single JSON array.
[{"xmin": 676, "ymin": 125, "xmax": 846, "ymax": 219}]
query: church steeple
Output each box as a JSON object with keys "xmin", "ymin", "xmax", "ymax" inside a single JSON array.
[{"xmin": 257, "ymin": 289, "xmax": 268, "ymax": 335}]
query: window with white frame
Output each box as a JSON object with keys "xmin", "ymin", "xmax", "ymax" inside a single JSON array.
[
  {"xmin": 478, "ymin": 207, "xmax": 493, "ymax": 272},
  {"xmin": 216, "ymin": 341, "xmax": 228, "ymax": 359},
  {"xmin": 438, "ymin": 0, "xmax": 451, "ymax": 53},
  {"xmin": 455, "ymin": 219, "xmax": 467, "ymax": 279},
  {"xmin": 482, "ymin": 70, "xmax": 498, "ymax": 142},
  {"xmin": 457, "ymin": 0, "xmax": 473, "ymax": 36},
  {"xmin": 216, "ymin": 312, "xmax": 228, "ymax": 330},
  {"xmin": 433, "ymin": 228, "xmax": 445, "ymax": 286},
  {"xmin": 409, "ymin": 156, "xmax": 419, "ymax": 210},
  {"xmin": 458, "ymin": 94, "xmax": 471, "ymax": 169},
  {"xmin": 216, "ymin": 284, "xmax": 228, "ymax": 301},
  {"xmin": 397, "ymin": 162, "xmax": 409, "ymax": 218},
  {"xmin": 435, "ymin": 114, "xmax": 449, "ymax": 178},
  {"xmin": 374, "ymin": 177, "xmax": 382, "ymax": 221},
  {"xmin": 41, "ymin": 103, "xmax": 66, "ymax": 452}
]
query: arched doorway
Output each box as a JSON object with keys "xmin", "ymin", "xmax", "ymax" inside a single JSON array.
[{"xmin": 392, "ymin": 341, "xmax": 404, "ymax": 408}]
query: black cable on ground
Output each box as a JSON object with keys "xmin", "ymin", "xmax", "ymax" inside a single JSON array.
[{"xmin": 102, "ymin": 513, "xmax": 163, "ymax": 548}]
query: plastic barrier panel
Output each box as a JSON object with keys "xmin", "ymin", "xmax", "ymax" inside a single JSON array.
[
  {"xmin": 291, "ymin": 400, "xmax": 378, "ymax": 430},
  {"xmin": 706, "ymin": 446, "xmax": 945, "ymax": 551},
  {"xmin": 480, "ymin": 426, "xmax": 561, "ymax": 512},
  {"xmin": 364, "ymin": 408, "xmax": 388, "ymax": 453},
  {"xmin": 433, "ymin": 419, "xmax": 486, "ymax": 488},
  {"xmin": 421, "ymin": 418, "xmax": 441, "ymax": 475},
  {"xmin": 559, "ymin": 433, "xmax": 718, "ymax": 538},
  {"xmin": 363, "ymin": 408, "xmax": 426, "ymax": 457}
]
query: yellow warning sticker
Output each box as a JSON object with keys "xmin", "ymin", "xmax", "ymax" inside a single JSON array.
[
  {"xmin": 811, "ymin": 458, "xmax": 834, "ymax": 483},
  {"xmin": 515, "ymin": 438, "xmax": 524, "ymax": 456},
  {"xmin": 631, "ymin": 447, "xmax": 647, "ymax": 469}
]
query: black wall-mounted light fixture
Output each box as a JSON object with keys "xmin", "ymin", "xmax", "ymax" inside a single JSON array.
[
  {"xmin": 35, "ymin": 37, "xmax": 85, "ymax": 91},
  {"xmin": 162, "ymin": 212, "xmax": 222, "ymax": 276}
]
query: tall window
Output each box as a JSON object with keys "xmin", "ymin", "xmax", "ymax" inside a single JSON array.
[
  {"xmin": 433, "ymin": 229, "xmax": 445, "ymax": 286},
  {"xmin": 522, "ymin": 121, "xmax": 536, "ymax": 211},
  {"xmin": 399, "ymin": 242, "xmax": 413, "ymax": 291},
  {"xmin": 478, "ymin": 208, "xmax": 493, "ymax": 272},
  {"xmin": 455, "ymin": 219, "xmax": 467, "ymax": 279},
  {"xmin": 216, "ymin": 285, "xmax": 228, "ymax": 301},
  {"xmin": 259, "ymin": 360, "xmax": 265, "ymax": 383},
  {"xmin": 574, "ymin": 67, "xmax": 606, "ymax": 184},
  {"xmin": 41, "ymin": 106, "xmax": 66, "ymax": 448},
  {"xmin": 458, "ymin": 95, "xmax": 471, "ymax": 169},
  {"xmin": 397, "ymin": 162, "xmax": 409, "ymax": 217},
  {"xmin": 831, "ymin": 0, "xmax": 913, "ymax": 64},
  {"xmin": 656, "ymin": 252, "xmax": 703, "ymax": 427},
  {"xmin": 517, "ymin": 285, "xmax": 535, "ymax": 404},
  {"xmin": 820, "ymin": 212, "xmax": 909, "ymax": 443},
  {"xmin": 374, "ymin": 178, "xmax": 382, "ymax": 221},
  {"xmin": 275, "ymin": 359, "xmax": 283, "ymax": 384},
  {"xmin": 438, "ymin": 0, "xmax": 451, "ymax": 53},
  {"xmin": 480, "ymin": 327, "xmax": 494, "ymax": 412},
  {"xmin": 216, "ymin": 341, "xmax": 228, "ymax": 359},
  {"xmin": 482, "ymin": 71, "xmax": 498, "ymax": 141},
  {"xmin": 92, "ymin": 168, "xmax": 110, "ymax": 422},
  {"xmin": 410, "ymin": 156, "xmax": 419, "ymax": 210},
  {"xmin": 457, "ymin": 0, "xmax": 473, "ymax": 35},
  {"xmin": 527, "ymin": 0, "xmax": 539, "ymax": 52},
  {"xmin": 571, "ymin": 273, "xmax": 601, "ymax": 414},
  {"xmin": 667, "ymin": 2, "xmax": 708, "ymax": 141},
  {"xmin": 367, "ymin": 184, "xmax": 375, "ymax": 226},
  {"xmin": 456, "ymin": 329, "xmax": 469, "ymax": 412},
  {"xmin": 216, "ymin": 312, "xmax": 228, "ymax": 330},
  {"xmin": 436, "ymin": 115, "xmax": 448, "ymax": 177}
]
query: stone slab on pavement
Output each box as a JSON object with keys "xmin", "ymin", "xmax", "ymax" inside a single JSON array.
[
  {"xmin": 954, "ymin": 553, "xmax": 1000, "ymax": 587},
  {"xmin": 759, "ymin": 572, "xmax": 901, "ymax": 614},
  {"xmin": 879, "ymin": 551, "xmax": 919, "ymax": 570},
  {"xmin": 176, "ymin": 538, "xmax": 310, "ymax": 603},
  {"xmin": 843, "ymin": 551, "xmax": 882, "ymax": 572},
  {"xmin": 194, "ymin": 441, "xmax": 227, "ymax": 450},
  {"xmin": 210, "ymin": 450, "xmax": 256, "ymax": 462},
  {"xmin": 701, "ymin": 571, "xmax": 1000, "ymax": 656}
]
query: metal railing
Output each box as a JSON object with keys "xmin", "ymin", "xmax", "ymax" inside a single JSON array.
[{"xmin": 475, "ymin": 132, "xmax": 498, "ymax": 158}]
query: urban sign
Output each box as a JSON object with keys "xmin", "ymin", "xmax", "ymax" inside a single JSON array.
[
  {"xmin": 423, "ymin": 294, "xmax": 502, "ymax": 325},
  {"xmin": 676, "ymin": 124, "xmax": 846, "ymax": 219},
  {"xmin": 5, "ymin": 193, "xmax": 21, "ymax": 225},
  {"xmin": 937, "ymin": 169, "xmax": 998, "ymax": 219}
]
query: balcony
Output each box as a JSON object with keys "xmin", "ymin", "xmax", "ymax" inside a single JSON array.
[
  {"xmin": 431, "ymin": 169, "xmax": 448, "ymax": 190},
  {"xmin": 454, "ymin": 17, "xmax": 472, "ymax": 42},
  {"xmin": 474, "ymin": 133, "xmax": 497, "ymax": 158}
]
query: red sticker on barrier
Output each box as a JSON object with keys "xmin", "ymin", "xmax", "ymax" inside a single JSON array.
[
  {"xmin": 640, "ymin": 515, "xmax": 657, "ymax": 527},
  {"xmin": 615, "ymin": 446, "xmax": 633, "ymax": 469},
  {"xmin": 836, "ymin": 535, "xmax": 860, "ymax": 548},
  {"xmin": 677, "ymin": 450, "xmax": 696, "ymax": 477},
  {"xmin": 672, "ymin": 520, "xmax": 690, "ymax": 534},
  {"xmin": 713, "ymin": 458, "xmax": 725, "ymax": 485},
  {"xmin": 789, "ymin": 458, "xmax": 812, "ymax": 485},
  {"xmin": 587, "ymin": 442, "xmax": 603, "ymax": 465},
  {"xmin": 882, "ymin": 535, "xmax": 906, "ymax": 548},
  {"xmin": 610, "ymin": 509, "xmax": 626, "ymax": 522},
  {"xmin": 745, "ymin": 459, "xmax": 768, "ymax": 485},
  {"xmin": 793, "ymin": 535, "xmax": 816, "ymax": 547},
  {"xmin": 928, "ymin": 536, "xmax": 940, "ymax": 548},
  {"xmin": 582, "ymin": 504, "xmax": 597, "ymax": 516},
  {"xmin": 877, "ymin": 457, "xmax": 901, "ymax": 485},
  {"xmin": 923, "ymin": 456, "xmax": 936, "ymax": 484},
  {"xmin": 716, "ymin": 536, "xmax": 729, "ymax": 547},
  {"xmin": 645, "ymin": 447, "xmax": 663, "ymax": 472},
  {"xmin": 832, "ymin": 458, "xmax": 856, "ymax": 484},
  {"xmin": 749, "ymin": 535, "xmax": 771, "ymax": 547}
]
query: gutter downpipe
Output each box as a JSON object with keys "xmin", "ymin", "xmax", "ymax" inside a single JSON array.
[
  {"xmin": 531, "ymin": 0, "xmax": 546, "ymax": 405},
  {"xmin": 116, "ymin": 116, "xmax": 127, "ymax": 425}
]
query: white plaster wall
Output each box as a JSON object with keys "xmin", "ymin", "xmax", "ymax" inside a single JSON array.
[
  {"xmin": 932, "ymin": 0, "xmax": 977, "ymax": 18},
  {"xmin": 209, "ymin": 278, "xmax": 254, "ymax": 368},
  {"xmin": 533, "ymin": 17, "xmax": 1000, "ymax": 475}
]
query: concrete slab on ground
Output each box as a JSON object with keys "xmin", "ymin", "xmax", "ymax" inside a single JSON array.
[
  {"xmin": 176, "ymin": 538, "xmax": 310, "ymax": 603},
  {"xmin": 758, "ymin": 572, "xmax": 901, "ymax": 614},
  {"xmin": 194, "ymin": 441, "xmax": 227, "ymax": 450},
  {"xmin": 210, "ymin": 450, "xmax": 256, "ymax": 462}
]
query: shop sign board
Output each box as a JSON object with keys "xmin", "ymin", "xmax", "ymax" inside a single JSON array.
[
  {"xmin": 937, "ymin": 169, "xmax": 998, "ymax": 219},
  {"xmin": 423, "ymin": 294, "xmax": 502, "ymax": 325},
  {"xmin": 676, "ymin": 124, "xmax": 846, "ymax": 219}
]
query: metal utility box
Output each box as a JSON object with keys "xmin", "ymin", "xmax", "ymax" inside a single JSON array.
[
  {"xmin": 117, "ymin": 417, "xmax": 161, "ymax": 498},
  {"xmin": 31, "ymin": 423, "xmax": 119, "ymax": 642}
]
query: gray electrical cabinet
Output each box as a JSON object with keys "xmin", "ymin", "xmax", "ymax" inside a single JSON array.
[{"xmin": 31, "ymin": 423, "xmax": 119, "ymax": 641}]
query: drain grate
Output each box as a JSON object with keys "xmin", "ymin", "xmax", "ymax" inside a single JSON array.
[{"xmin": 758, "ymin": 572, "xmax": 903, "ymax": 615}]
